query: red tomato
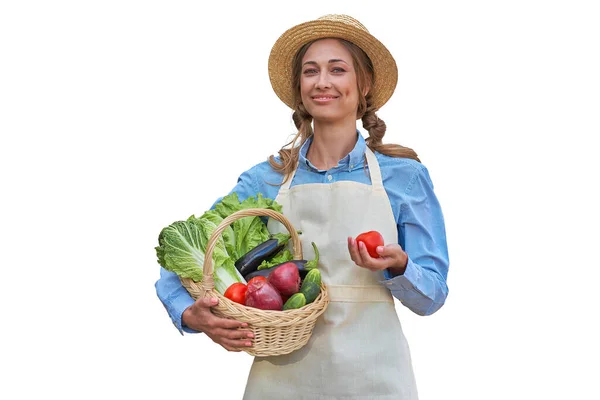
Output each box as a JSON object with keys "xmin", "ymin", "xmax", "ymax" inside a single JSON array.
[
  {"xmin": 247, "ymin": 276, "xmax": 267, "ymax": 286},
  {"xmin": 224, "ymin": 282, "xmax": 248, "ymax": 305},
  {"xmin": 355, "ymin": 230, "xmax": 385, "ymax": 258}
]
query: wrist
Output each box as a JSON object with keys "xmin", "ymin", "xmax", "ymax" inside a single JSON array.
[
  {"xmin": 181, "ymin": 306, "xmax": 193, "ymax": 328},
  {"xmin": 387, "ymin": 265, "xmax": 406, "ymax": 276},
  {"xmin": 387, "ymin": 256, "xmax": 408, "ymax": 276}
]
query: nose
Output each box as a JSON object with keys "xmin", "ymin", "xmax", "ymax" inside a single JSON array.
[{"xmin": 315, "ymin": 73, "xmax": 331, "ymax": 89}]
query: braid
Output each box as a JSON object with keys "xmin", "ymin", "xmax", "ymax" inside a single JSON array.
[
  {"xmin": 268, "ymin": 104, "xmax": 314, "ymax": 183},
  {"xmin": 269, "ymin": 38, "xmax": 420, "ymax": 186}
]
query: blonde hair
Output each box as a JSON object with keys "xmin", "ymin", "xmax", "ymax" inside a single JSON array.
[{"xmin": 269, "ymin": 39, "xmax": 420, "ymax": 184}]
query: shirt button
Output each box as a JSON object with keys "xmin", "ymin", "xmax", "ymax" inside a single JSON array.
[{"xmin": 327, "ymin": 174, "xmax": 333, "ymax": 181}]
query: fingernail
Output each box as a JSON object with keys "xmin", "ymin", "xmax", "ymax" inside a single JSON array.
[
  {"xmin": 246, "ymin": 341, "xmax": 252, "ymax": 346},
  {"xmin": 247, "ymin": 333, "xmax": 254, "ymax": 338},
  {"xmin": 211, "ymin": 298, "xmax": 218, "ymax": 304},
  {"xmin": 377, "ymin": 246, "xmax": 384, "ymax": 253},
  {"xmin": 241, "ymin": 322, "xmax": 248, "ymax": 327}
]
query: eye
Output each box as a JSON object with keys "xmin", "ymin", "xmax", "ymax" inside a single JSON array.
[
  {"xmin": 332, "ymin": 67, "xmax": 346, "ymax": 73},
  {"xmin": 303, "ymin": 68, "xmax": 318, "ymax": 75}
]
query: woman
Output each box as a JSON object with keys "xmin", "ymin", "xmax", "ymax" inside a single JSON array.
[{"xmin": 156, "ymin": 14, "xmax": 449, "ymax": 399}]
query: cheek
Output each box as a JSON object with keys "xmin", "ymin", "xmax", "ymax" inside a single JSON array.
[
  {"xmin": 300, "ymin": 79, "xmax": 312, "ymax": 97},
  {"xmin": 342, "ymin": 86, "xmax": 360, "ymax": 104},
  {"xmin": 342, "ymin": 79, "xmax": 359, "ymax": 99}
]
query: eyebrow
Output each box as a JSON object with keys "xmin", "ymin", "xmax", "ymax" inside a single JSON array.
[{"xmin": 302, "ymin": 59, "xmax": 350, "ymax": 67}]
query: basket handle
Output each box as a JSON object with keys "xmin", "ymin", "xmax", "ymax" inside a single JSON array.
[{"xmin": 201, "ymin": 208, "xmax": 302, "ymax": 291}]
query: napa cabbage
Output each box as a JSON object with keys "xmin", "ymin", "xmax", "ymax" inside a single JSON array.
[{"xmin": 155, "ymin": 193, "xmax": 283, "ymax": 294}]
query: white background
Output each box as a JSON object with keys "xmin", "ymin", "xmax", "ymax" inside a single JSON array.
[{"xmin": 1, "ymin": 1, "xmax": 599, "ymax": 399}]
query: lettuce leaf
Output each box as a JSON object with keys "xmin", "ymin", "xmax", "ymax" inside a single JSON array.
[
  {"xmin": 213, "ymin": 193, "xmax": 283, "ymax": 261},
  {"xmin": 257, "ymin": 249, "xmax": 294, "ymax": 270},
  {"xmin": 155, "ymin": 192, "xmax": 284, "ymax": 293},
  {"xmin": 197, "ymin": 210, "xmax": 236, "ymax": 260}
]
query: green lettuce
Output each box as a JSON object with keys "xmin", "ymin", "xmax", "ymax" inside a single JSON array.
[
  {"xmin": 197, "ymin": 209, "xmax": 236, "ymax": 259},
  {"xmin": 156, "ymin": 217, "xmax": 244, "ymax": 294},
  {"xmin": 257, "ymin": 249, "xmax": 294, "ymax": 270},
  {"xmin": 155, "ymin": 193, "xmax": 284, "ymax": 293},
  {"xmin": 213, "ymin": 192, "xmax": 283, "ymax": 260}
]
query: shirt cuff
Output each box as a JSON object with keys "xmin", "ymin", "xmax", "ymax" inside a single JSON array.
[
  {"xmin": 166, "ymin": 291, "xmax": 197, "ymax": 335},
  {"xmin": 381, "ymin": 258, "xmax": 421, "ymax": 291}
]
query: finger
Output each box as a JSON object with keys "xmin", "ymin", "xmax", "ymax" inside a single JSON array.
[
  {"xmin": 376, "ymin": 244, "xmax": 397, "ymax": 258},
  {"xmin": 197, "ymin": 296, "xmax": 219, "ymax": 309},
  {"xmin": 207, "ymin": 332, "xmax": 252, "ymax": 351},
  {"xmin": 213, "ymin": 327, "xmax": 255, "ymax": 341},
  {"xmin": 211, "ymin": 316, "xmax": 249, "ymax": 330},
  {"xmin": 347, "ymin": 237, "xmax": 357, "ymax": 262},
  {"xmin": 358, "ymin": 242, "xmax": 388, "ymax": 271},
  {"xmin": 358, "ymin": 241, "xmax": 374, "ymax": 264},
  {"xmin": 376, "ymin": 244, "xmax": 405, "ymax": 265},
  {"xmin": 218, "ymin": 335, "xmax": 253, "ymax": 349},
  {"xmin": 225, "ymin": 337, "xmax": 253, "ymax": 348},
  {"xmin": 220, "ymin": 344, "xmax": 242, "ymax": 352},
  {"xmin": 348, "ymin": 237, "xmax": 363, "ymax": 265}
]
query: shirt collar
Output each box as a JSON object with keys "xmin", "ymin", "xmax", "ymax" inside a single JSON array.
[{"xmin": 298, "ymin": 131, "xmax": 366, "ymax": 172}]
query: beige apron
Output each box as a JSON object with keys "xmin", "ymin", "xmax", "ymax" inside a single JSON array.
[{"xmin": 243, "ymin": 148, "xmax": 418, "ymax": 400}]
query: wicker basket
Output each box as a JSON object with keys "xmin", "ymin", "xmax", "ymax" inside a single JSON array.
[{"xmin": 180, "ymin": 208, "xmax": 329, "ymax": 357}]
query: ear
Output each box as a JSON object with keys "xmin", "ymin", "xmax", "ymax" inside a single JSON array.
[{"xmin": 362, "ymin": 84, "xmax": 371, "ymax": 97}]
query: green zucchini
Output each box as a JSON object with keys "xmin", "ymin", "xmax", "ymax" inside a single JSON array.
[{"xmin": 283, "ymin": 292, "xmax": 306, "ymax": 310}]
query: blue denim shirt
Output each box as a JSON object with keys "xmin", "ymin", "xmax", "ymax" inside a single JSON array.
[{"xmin": 155, "ymin": 133, "xmax": 449, "ymax": 333}]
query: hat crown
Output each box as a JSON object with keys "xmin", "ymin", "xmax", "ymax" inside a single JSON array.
[{"xmin": 317, "ymin": 14, "xmax": 370, "ymax": 33}]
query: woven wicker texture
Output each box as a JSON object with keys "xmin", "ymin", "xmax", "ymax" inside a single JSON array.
[
  {"xmin": 268, "ymin": 14, "xmax": 398, "ymax": 111},
  {"xmin": 180, "ymin": 208, "xmax": 329, "ymax": 356}
]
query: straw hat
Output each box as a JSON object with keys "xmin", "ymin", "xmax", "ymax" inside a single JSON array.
[{"xmin": 268, "ymin": 14, "xmax": 398, "ymax": 111}]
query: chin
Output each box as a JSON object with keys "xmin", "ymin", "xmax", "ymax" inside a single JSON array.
[{"xmin": 306, "ymin": 108, "xmax": 342, "ymax": 122}]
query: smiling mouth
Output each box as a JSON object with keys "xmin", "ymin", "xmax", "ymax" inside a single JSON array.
[{"xmin": 311, "ymin": 96, "xmax": 339, "ymax": 102}]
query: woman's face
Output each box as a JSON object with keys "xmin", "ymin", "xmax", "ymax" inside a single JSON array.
[{"xmin": 300, "ymin": 39, "xmax": 360, "ymax": 123}]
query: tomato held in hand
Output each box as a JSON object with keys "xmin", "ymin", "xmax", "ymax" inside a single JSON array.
[
  {"xmin": 355, "ymin": 230, "xmax": 385, "ymax": 258},
  {"xmin": 224, "ymin": 282, "xmax": 248, "ymax": 305}
]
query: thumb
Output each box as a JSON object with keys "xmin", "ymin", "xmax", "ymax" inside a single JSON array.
[
  {"xmin": 376, "ymin": 243, "xmax": 401, "ymax": 258},
  {"xmin": 199, "ymin": 296, "xmax": 219, "ymax": 308}
]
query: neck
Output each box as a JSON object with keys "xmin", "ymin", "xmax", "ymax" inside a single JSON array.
[{"xmin": 307, "ymin": 119, "xmax": 358, "ymax": 170}]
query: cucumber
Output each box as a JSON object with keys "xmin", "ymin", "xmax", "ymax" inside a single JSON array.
[
  {"xmin": 283, "ymin": 293, "xmax": 306, "ymax": 310},
  {"xmin": 300, "ymin": 281, "xmax": 320, "ymax": 304},
  {"xmin": 303, "ymin": 268, "xmax": 321, "ymax": 287}
]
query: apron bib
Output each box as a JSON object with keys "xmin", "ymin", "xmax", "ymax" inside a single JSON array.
[{"xmin": 243, "ymin": 148, "xmax": 418, "ymax": 400}]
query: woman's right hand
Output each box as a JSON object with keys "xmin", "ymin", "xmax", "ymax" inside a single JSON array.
[{"xmin": 182, "ymin": 297, "xmax": 254, "ymax": 352}]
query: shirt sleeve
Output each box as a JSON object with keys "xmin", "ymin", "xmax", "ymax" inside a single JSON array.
[
  {"xmin": 154, "ymin": 167, "xmax": 258, "ymax": 333},
  {"xmin": 380, "ymin": 165, "xmax": 450, "ymax": 315},
  {"xmin": 155, "ymin": 268, "xmax": 197, "ymax": 335}
]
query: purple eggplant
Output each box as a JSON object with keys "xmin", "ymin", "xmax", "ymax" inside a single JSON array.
[
  {"xmin": 244, "ymin": 242, "xmax": 319, "ymax": 281},
  {"xmin": 235, "ymin": 233, "xmax": 291, "ymax": 276}
]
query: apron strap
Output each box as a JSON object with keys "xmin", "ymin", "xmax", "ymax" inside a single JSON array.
[
  {"xmin": 326, "ymin": 284, "xmax": 394, "ymax": 303},
  {"xmin": 279, "ymin": 163, "xmax": 298, "ymax": 192},
  {"xmin": 364, "ymin": 147, "xmax": 384, "ymax": 190},
  {"xmin": 279, "ymin": 144, "xmax": 384, "ymax": 191}
]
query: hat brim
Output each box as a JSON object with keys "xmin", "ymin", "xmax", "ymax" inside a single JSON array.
[{"xmin": 268, "ymin": 19, "xmax": 398, "ymax": 111}]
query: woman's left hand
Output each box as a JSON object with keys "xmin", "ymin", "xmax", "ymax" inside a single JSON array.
[{"xmin": 347, "ymin": 236, "xmax": 408, "ymax": 276}]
